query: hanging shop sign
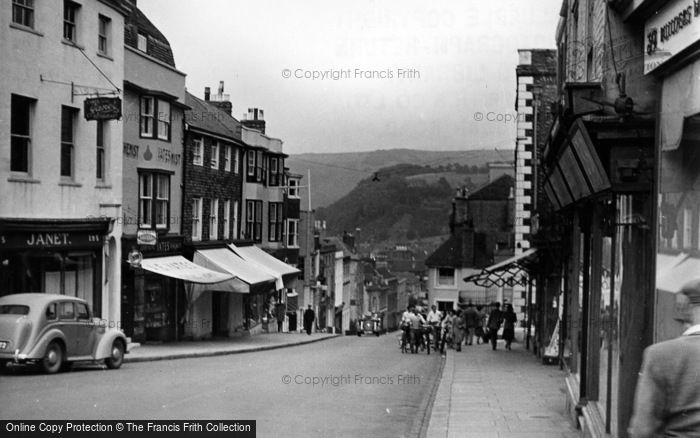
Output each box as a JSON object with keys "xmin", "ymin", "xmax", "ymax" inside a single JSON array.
[
  {"xmin": 84, "ymin": 97, "xmax": 122, "ymax": 121},
  {"xmin": 136, "ymin": 229, "xmax": 158, "ymax": 246},
  {"xmin": 644, "ymin": 0, "xmax": 700, "ymax": 74}
]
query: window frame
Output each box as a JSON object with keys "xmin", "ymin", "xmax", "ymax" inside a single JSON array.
[
  {"xmin": 286, "ymin": 219, "xmax": 299, "ymax": 248},
  {"xmin": 245, "ymin": 200, "xmax": 263, "ymax": 242},
  {"xmin": 96, "ymin": 120, "xmax": 106, "ymax": 181},
  {"xmin": 192, "ymin": 197, "xmax": 202, "ymax": 241},
  {"xmin": 268, "ymin": 202, "xmax": 284, "ymax": 242},
  {"xmin": 10, "ymin": 94, "xmax": 33, "ymax": 175},
  {"xmin": 157, "ymin": 100, "xmax": 170, "ymax": 141},
  {"xmin": 138, "ymin": 171, "xmax": 171, "ymax": 230},
  {"xmin": 137, "ymin": 32, "xmax": 147, "ymax": 52},
  {"xmin": 437, "ymin": 267, "xmax": 456, "ymax": 287},
  {"xmin": 98, "ymin": 14, "xmax": 110, "ymax": 55},
  {"xmin": 140, "ymin": 97, "xmax": 171, "ymax": 141},
  {"xmin": 224, "ymin": 145, "xmax": 231, "ymax": 172},
  {"xmin": 233, "ymin": 148, "xmax": 240, "ymax": 174},
  {"xmin": 193, "ymin": 137, "xmax": 203, "ymax": 166},
  {"xmin": 288, "ymin": 178, "xmax": 300, "ymax": 198},
  {"xmin": 140, "ymin": 96, "xmax": 154, "ymax": 137},
  {"xmin": 223, "ymin": 200, "xmax": 231, "ymax": 239},
  {"xmin": 63, "ymin": 0, "xmax": 79, "ymax": 43},
  {"xmin": 232, "ymin": 200, "xmax": 239, "ymax": 239},
  {"xmin": 60, "ymin": 106, "xmax": 78, "ymax": 179},
  {"xmin": 209, "ymin": 198, "xmax": 219, "ymax": 240},
  {"xmin": 210, "ymin": 141, "xmax": 219, "ymax": 169},
  {"xmin": 12, "ymin": 0, "xmax": 34, "ymax": 28}
]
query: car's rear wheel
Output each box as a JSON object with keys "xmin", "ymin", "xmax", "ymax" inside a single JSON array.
[
  {"xmin": 105, "ymin": 340, "xmax": 124, "ymax": 369},
  {"xmin": 41, "ymin": 341, "xmax": 64, "ymax": 374}
]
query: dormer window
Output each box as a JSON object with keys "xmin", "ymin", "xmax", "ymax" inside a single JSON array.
[{"xmin": 137, "ymin": 33, "xmax": 147, "ymax": 52}]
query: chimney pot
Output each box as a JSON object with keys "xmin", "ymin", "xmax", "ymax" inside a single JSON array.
[{"xmin": 204, "ymin": 87, "xmax": 211, "ymax": 101}]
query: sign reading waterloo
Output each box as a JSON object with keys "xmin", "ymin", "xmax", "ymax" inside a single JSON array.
[{"xmin": 644, "ymin": 0, "xmax": 700, "ymax": 74}]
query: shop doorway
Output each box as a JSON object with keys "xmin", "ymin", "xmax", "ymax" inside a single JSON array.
[{"xmin": 212, "ymin": 292, "xmax": 229, "ymax": 338}]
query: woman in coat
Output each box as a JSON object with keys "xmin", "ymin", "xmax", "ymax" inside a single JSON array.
[{"xmin": 502, "ymin": 304, "xmax": 517, "ymax": 350}]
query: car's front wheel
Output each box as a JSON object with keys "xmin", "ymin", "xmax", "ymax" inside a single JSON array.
[
  {"xmin": 41, "ymin": 341, "xmax": 64, "ymax": 374},
  {"xmin": 105, "ymin": 340, "xmax": 124, "ymax": 369}
]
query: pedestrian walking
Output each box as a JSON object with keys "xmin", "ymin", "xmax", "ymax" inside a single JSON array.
[
  {"xmin": 303, "ymin": 305, "xmax": 315, "ymax": 335},
  {"xmin": 502, "ymin": 304, "xmax": 517, "ymax": 350},
  {"xmin": 452, "ymin": 310, "xmax": 466, "ymax": 352},
  {"xmin": 463, "ymin": 303, "xmax": 479, "ymax": 346},
  {"xmin": 486, "ymin": 302, "xmax": 503, "ymax": 350},
  {"xmin": 628, "ymin": 280, "xmax": 700, "ymax": 437},
  {"xmin": 475, "ymin": 305, "xmax": 486, "ymax": 344},
  {"xmin": 439, "ymin": 309, "xmax": 455, "ymax": 354}
]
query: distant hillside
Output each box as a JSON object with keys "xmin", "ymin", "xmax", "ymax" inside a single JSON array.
[
  {"xmin": 286, "ymin": 148, "xmax": 507, "ymax": 209},
  {"xmin": 316, "ymin": 163, "xmax": 495, "ymax": 243}
]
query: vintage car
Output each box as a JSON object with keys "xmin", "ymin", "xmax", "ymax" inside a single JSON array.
[{"xmin": 0, "ymin": 293, "xmax": 128, "ymax": 373}]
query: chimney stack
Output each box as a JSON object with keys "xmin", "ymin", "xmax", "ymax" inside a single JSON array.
[
  {"xmin": 241, "ymin": 107, "xmax": 266, "ymax": 134},
  {"xmin": 206, "ymin": 81, "xmax": 232, "ymax": 115}
]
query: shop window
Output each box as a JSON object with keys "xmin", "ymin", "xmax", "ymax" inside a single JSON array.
[
  {"xmin": 60, "ymin": 106, "xmax": 78, "ymax": 179},
  {"xmin": 210, "ymin": 199, "xmax": 219, "ymax": 240},
  {"xmin": 12, "ymin": 0, "xmax": 34, "ymax": 28},
  {"xmin": 98, "ymin": 15, "xmax": 110, "ymax": 55},
  {"xmin": 139, "ymin": 172, "xmax": 170, "ymax": 230},
  {"xmin": 682, "ymin": 208, "xmax": 692, "ymax": 249},
  {"xmin": 437, "ymin": 268, "xmax": 455, "ymax": 286},
  {"xmin": 192, "ymin": 197, "xmax": 202, "ymax": 241},
  {"xmin": 268, "ymin": 202, "xmax": 283, "ymax": 242},
  {"xmin": 11, "ymin": 94, "xmax": 34, "ymax": 174},
  {"xmin": 286, "ymin": 219, "xmax": 299, "ymax": 248},
  {"xmin": 192, "ymin": 137, "xmax": 203, "ymax": 165}
]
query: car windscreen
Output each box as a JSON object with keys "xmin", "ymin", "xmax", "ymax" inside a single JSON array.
[{"xmin": 0, "ymin": 305, "xmax": 30, "ymax": 315}]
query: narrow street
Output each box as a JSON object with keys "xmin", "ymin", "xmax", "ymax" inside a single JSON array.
[{"xmin": 0, "ymin": 335, "xmax": 442, "ymax": 437}]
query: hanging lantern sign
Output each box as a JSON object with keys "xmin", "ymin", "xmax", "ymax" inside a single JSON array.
[{"xmin": 84, "ymin": 97, "xmax": 122, "ymax": 121}]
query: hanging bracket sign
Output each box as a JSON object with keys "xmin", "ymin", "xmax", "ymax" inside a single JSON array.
[{"xmin": 84, "ymin": 97, "xmax": 122, "ymax": 121}]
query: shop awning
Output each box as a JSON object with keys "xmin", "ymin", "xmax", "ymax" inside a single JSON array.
[
  {"xmin": 228, "ymin": 244, "xmax": 300, "ymax": 290},
  {"xmin": 656, "ymin": 255, "xmax": 700, "ymax": 294},
  {"xmin": 193, "ymin": 248, "xmax": 277, "ymax": 293},
  {"xmin": 139, "ymin": 256, "xmax": 234, "ymax": 284},
  {"xmin": 463, "ymin": 249, "xmax": 538, "ymax": 288}
]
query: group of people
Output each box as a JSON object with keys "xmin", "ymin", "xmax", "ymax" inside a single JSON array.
[{"xmin": 401, "ymin": 301, "xmax": 518, "ymax": 354}]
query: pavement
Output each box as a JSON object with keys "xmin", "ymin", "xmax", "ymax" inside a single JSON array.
[
  {"xmin": 425, "ymin": 339, "xmax": 579, "ymax": 438},
  {"xmin": 124, "ymin": 332, "xmax": 338, "ymax": 363}
]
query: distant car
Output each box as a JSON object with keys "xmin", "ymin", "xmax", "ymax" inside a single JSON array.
[
  {"xmin": 357, "ymin": 314, "xmax": 381, "ymax": 337},
  {"xmin": 0, "ymin": 293, "xmax": 128, "ymax": 373}
]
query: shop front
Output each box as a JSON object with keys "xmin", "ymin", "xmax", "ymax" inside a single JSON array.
[
  {"xmin": 542, "ymin": 109, "xmax": 656, "ymax": 436},
  {"xmin": 0, "ymin": 218, "xmax": 112, "ymax": 315},
  {"xmin": 190, "ymin": 246, "xmax": 278, "ymax": 338}
]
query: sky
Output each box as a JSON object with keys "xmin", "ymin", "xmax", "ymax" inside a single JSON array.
[{"xmin": 139, "ymin": 0, "xmax": 563, "ymax": 155}]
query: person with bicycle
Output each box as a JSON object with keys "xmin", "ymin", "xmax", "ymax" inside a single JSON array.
[
  {"xmin": 399, "ymin": 305, "xmax": 414, "ymax": 352},
  {"xmin": 409, "ymin": 307, "xmax": 426, "ymax": 353},
  {"xmin": 426, "ymin": 304, "xmax": 442, "ymax": 350}
]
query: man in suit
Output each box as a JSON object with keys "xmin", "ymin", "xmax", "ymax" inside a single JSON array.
[
  {"xmin": 628, "ymin": 279, "xmax": 700, "ymax": 437},
  {"xmin": 303, "ymin": 305, "xmax": 315, "ymax": 336}
]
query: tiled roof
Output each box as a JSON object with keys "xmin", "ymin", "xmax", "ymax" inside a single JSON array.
[
  {"xmin": 185, "ymin": 92, "xmax": 242, "ymax": 141},
  {"xmin": 467, "ymin": 175, "xmax": 514, "ymax": 201},
  {"xmin": 425, "ymin": 233, "xmax": 467, "ymax": 268},
  {"xmin": 124, "ymin": 4, "xmax": 176, "ymax": 67}
]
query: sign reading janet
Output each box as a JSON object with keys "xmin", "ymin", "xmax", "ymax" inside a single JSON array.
[{"xmin": 644, "ymin": 0, "xmax": 700, "ymax": 74}]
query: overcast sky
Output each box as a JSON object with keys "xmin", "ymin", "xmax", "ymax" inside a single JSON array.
[{"xmin": 139, "ymin": 0, "xmax": 562, "ymax": 155}]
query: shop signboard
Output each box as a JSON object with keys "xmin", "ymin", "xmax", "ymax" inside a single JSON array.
[
  {"xmin": 84, "ymin": 97, "xmax": 122, "ymax": 121},
  {"xmin": 644, "ymin": 0, "xmax": 700, "ymax": 74}
]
